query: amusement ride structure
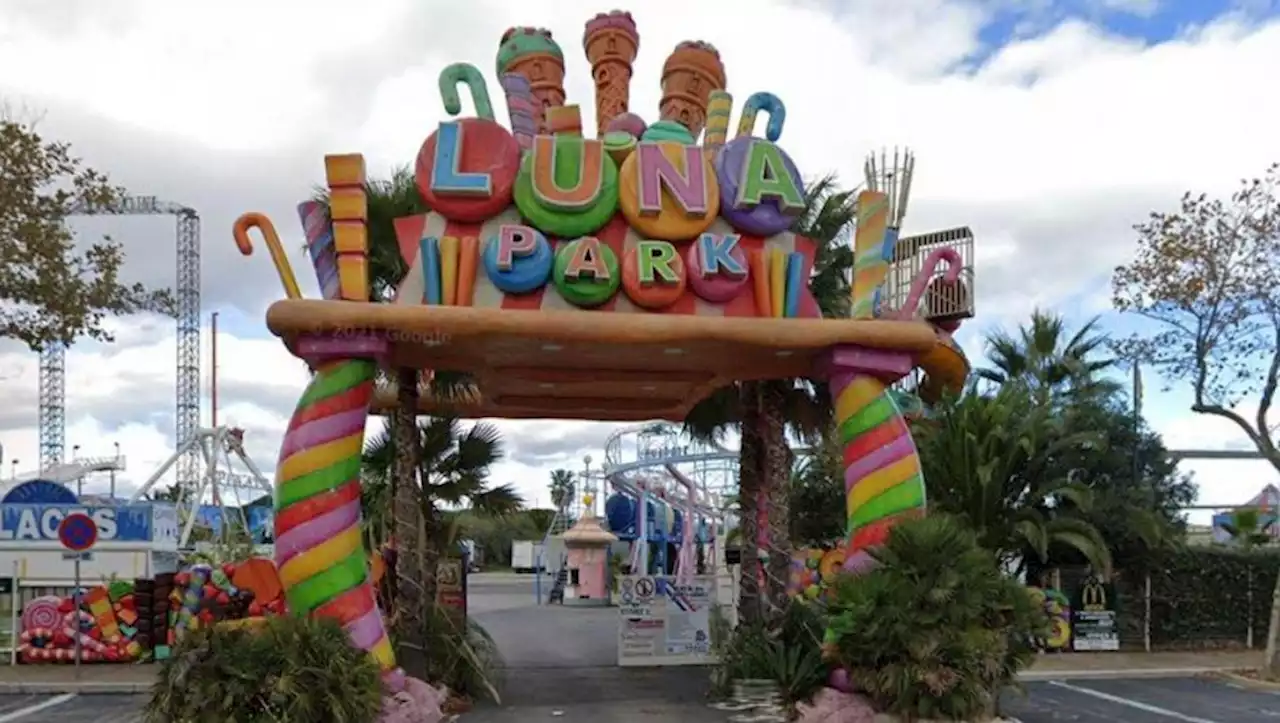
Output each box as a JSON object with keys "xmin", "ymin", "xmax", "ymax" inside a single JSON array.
[
  {"xmin": 602, "ymin": 423, "xmax": 739, "ymax": 578},
  {"xmin": 19, "ymin": 196, "xmax": 273, "ymax": 543}
]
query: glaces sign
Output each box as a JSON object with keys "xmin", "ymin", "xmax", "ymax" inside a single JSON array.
[{"xmin": 0, "ymin": 505, "xmax": 155, "ymax": 543}]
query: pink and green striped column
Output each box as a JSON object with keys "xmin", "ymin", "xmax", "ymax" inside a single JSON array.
[{"xmin": 822, "ymin": 346, "xmax": 926, "ymax": 572}]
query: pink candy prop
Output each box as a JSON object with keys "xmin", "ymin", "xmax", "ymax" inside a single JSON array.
[
  {"xmin": 500, "ymin": 73, "xmax": 539, "ymax": 151},
  {"xmin": 22, "ymin": 596, "xmax": 62, "ymax": 632},
  {"xmin": 892, "ymin": 247, "xmax": 962, "ymax": 320},
  {"xmin": 298, "ymin": 200, "xmax": 341, "ymax": 300}
]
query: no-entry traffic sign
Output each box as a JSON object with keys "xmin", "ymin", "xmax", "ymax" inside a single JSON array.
[{"xmin": 57, "ymin": 513, "xmax": 98, "ymax": 553}]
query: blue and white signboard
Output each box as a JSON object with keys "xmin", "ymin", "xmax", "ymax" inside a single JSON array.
[
  {"xmin": 0, "ymin": 505, "xmax": 155, "ymax": 543},
  {"xmin": 151, "ymin": 503, "xmax": 180, "ymax": 550}
]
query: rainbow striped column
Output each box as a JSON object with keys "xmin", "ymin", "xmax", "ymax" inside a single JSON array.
[
  {"xmin": 830, "ymin": 372, "xmax": 926, "ymax": 572},
  {"xmin": 274, "ymin": 352, "xmax": 403, "ymax": 691}
]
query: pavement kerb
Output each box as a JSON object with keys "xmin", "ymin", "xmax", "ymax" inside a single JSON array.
[
  {"xmin": 1208, "ymin": 669, "xmax": 1280, "ymax": 691},
  {"xmin": 1018, "ymin": 666, "xmax": 1245, "ymax": 682}
]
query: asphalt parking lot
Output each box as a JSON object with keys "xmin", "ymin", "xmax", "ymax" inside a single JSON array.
[
  {"xmin": 0, "ymin": 693, "xmax": 145, "ymax": 722},
  {"xmin": 1005, "ymin": 676, "xmax": 1280, "ymax": 722}
]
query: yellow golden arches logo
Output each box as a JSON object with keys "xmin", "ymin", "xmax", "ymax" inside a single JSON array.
[{"xmin": 1080, "ymin": 580, "xmax": 1108, "ymax": 611}]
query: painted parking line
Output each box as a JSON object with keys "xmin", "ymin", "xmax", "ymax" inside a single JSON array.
[
  {"xmin": 0, "ymin": 694, "xmax": 76, "ymax": 723},
  {"xmin": 0, "ymin": 698, "xmax": 42, "ymax": 716},
  {"xmin": 1073, "ymin": 676, "xmax": 1280, "ymax": 721},
  {"xmin": 1048, "ymin": 681, "xmax": 1222, "ymax": 723}
]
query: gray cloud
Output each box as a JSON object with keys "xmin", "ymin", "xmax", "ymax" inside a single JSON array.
[
  {"xmin": 904, "ymin": 186, "xmax": 1182, "ymax": 326},
  {"xmin": 21, "ymin": 97, "xmax": 326, "ymax": 319},
  {"xmin": 496, "ymin": 420, "xmax": 625, "ymax": 469}
]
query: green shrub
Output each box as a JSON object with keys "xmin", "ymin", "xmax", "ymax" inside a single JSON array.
[
  {"xmin": 826, "ymin": 515, "xmax": 1048, "ymax": 720},
  {"xmin": 144, "ymin": 614, "xmax": 384, "ymax": 723},
  {"xmin": 712, "ymin": 598, "xmax": 830, "ymax": 704}
]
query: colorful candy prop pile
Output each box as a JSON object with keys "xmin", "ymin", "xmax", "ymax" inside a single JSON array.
[
  {"xmin": 17, "ymin": 557, "xmax": 287, "ymax": 664},
  {"xmin": 787, "ymin": 547, "xmax": 848, "ymax": 599}
]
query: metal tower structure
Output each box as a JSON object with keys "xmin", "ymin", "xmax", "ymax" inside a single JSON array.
[
  {"xmin": 48, "ymin": 196, "xmax": 202, "ymax": 488},
  {"xmin": 37, "ymin": 344, "xmax": 65, "ymax": 471},
  {"xmin": 864, "ymin": 147, "xmax": 916, "ymax": 230}
]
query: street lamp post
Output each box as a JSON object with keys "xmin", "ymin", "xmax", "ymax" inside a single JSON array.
[
  {"xmin": 72, "ymin": 445, "xmax": 82, "ymax": 497},
  {"xmin": 582, "ymin": 454, "xmax": 594, "ymax": 518},
  {"xmin": 111, "ymin": 441, "xmax": 121, "ymax": 499}
]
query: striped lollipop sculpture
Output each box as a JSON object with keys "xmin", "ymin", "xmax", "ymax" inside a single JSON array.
[
  {"xmin": 830, "ymin": 373, "xmax": 926, "ymax": 572},
  {"xmin": 274, "ymin": 356, "xmax": 402, "ymax": 690}
]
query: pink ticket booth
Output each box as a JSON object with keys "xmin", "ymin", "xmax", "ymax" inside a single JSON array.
[{"xmin": 562, "ymin": 515, "xmax": 617, "ymax": 606}]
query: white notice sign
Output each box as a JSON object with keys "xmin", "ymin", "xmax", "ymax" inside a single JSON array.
[{"xmin": 617, "ymin": 575, "xmax": 717, "ymax": 667}]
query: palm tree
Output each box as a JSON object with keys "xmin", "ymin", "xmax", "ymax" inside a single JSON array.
[
  {"xmin": 363, "ymin": 417, "xmax": 520, "ymax": 616},
  {"xmin": 683, "ymin": 176, "xmax": 857, "ymax": 623},
  {"xmin": 913, "ymin": 384, "xmax": 1113, "ymax": 576},
  {"xmin": 976, "ymin": 310, "xmax": 1119, "ymax": 403},
  {"xmin": 548, "ymin": 469, "xmax": 576, "ymax": 512},
  {"xmin": 1220, "ymin": 507, "xmax": 1276, "ymax": 550},
  {"xmin": 313, "ymin": 168, "xmax": 476, "ymax": 676}
]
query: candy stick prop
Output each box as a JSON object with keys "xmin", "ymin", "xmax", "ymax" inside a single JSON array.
[
  {"xmin": 829, "ymin": 373, "xmax": 926, "ymax": 573},
  {"xmin": 892, "ymin": 247, "xmax": 962, "ymax": 320},
  {"xmin": 768, "ymin": 247, "xmax": 786, "ymax": 318},
  {"xmin": 456, "ymin": 236, "xmax": 479, "ymax": 306},
  {"xmin": 325, "ymin": 154, "xmax": 371, "ymax": 302},
  {"xmin": 749, "ymin": 249, "xmax": 770, "ymax": 317},
  {"xmin": 440, "ymin": 235, "xmax": 460, "ymax": 306},
  {"xmin": 233, "ymin": 213, "xmax": 302, "ymax": 300},
  {"xmin": 546, "ymin": 104, "xmax": 583, "ymax": 137},
  {"xmin": 420, "ymin": 237, "xmax": 443, "ymax": 305},
  {"xmin": 703, "ymin": 90, "xmax": 732, "ymax": 154},
  {"xmin": 298, "ymin": 200, "xmax": 341, "ymax": 300},
  {"xmin": 734, "ymin": 92, "xmax": 786, "ymax": 142},
  {"xmin": 850, "ymin": 191, "xmax": 889, "ymax": 319},
  {"xmin": 440, "ymin": 62, "xmax": 495, "ymax": 120},
  {"xmin": 869, "ymin": 227, "xmax": 899, "ymax": 319},
  {"xmin": 783, "ymin": 252, "xmax": 805, "ymax": 318},
  {"xmin": 275, "ymin": 356, "xmax": 402, "ymax": 689},
  {"xmin": 500, "ymin": 73, "xmax": 539, "ymax": 150}
]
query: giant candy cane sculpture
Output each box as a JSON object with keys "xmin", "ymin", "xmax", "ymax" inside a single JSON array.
[
  {"xmin": 891, "ymin": 247, "xmax": 963, "ymax": 321},
  {"xmin": 274, "ymin": 349, "xmax": 403, "ymax": 690},
  {"xmin": 234, "ymin": 152, "xmax": 406, "ymax": 692}
]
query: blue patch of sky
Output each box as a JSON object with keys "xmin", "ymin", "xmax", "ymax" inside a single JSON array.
[{"xmin": 967, "ymin": 0, "xmax": 1278, "ymax": 68}]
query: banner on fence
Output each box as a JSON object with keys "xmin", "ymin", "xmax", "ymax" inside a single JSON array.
[{"xmin": 617, "ymin": 575, "xmax": 716, "ymax": 667}]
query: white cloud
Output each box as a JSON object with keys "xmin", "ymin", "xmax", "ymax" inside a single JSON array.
[{"xmin": 0, "ymin": 0, "xmax": 1277, "ymax": 514}]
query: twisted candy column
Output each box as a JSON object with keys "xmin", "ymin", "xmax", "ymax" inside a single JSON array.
[
  {"xmin": 274, "ymin": 333, "xmax": 405, "ymax": 691},
  {"xmin": 822, "ymin": 346, "xmax": 926, "ymax": 573}
]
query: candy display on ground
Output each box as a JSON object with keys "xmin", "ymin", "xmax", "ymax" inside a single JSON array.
[{"xmin": 16, "ymin": 556, "xmax": 286, "ymax": 664}]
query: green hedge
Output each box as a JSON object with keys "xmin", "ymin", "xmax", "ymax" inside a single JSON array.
[
  {"xmin": 1057, "ymin": 547, "xmax": 1280, "ymax": 650},
  {"xmin": 1145, "ymin": 547, "xmax": 1280, "ymax": 649}
]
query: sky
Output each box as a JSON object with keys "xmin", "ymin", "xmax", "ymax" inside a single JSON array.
[{"xmin": 0, "ymin": 0, "xmax": 1277, "ymax": 524}]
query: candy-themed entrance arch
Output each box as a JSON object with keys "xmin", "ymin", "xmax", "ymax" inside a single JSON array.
[{"xmin": 234, "ymin": 10, "xmax": 972, "ymax": 686}]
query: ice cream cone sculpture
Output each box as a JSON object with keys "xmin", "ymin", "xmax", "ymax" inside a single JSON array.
[
  {"xmin": 659, "ymin": 40, "xmax": 726, "ymax": 139},
  {"xmin": 583, "ymin": 11, "xmax": 640, "ymax": 137},
  {"xmin": 497, "ymin": 27, "xmax": 565, "ymax": 132}
]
